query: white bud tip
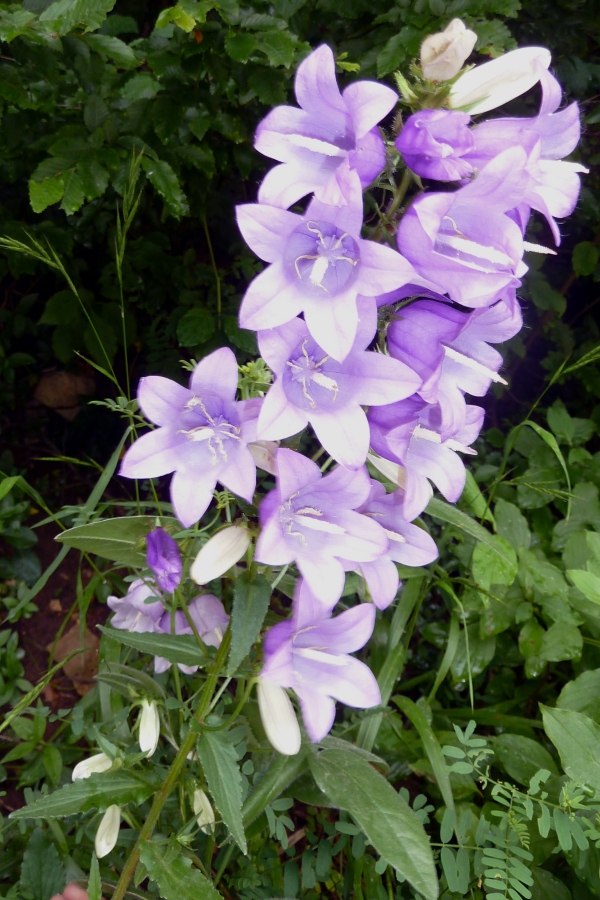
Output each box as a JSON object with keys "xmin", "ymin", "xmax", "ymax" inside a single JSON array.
[
  {"xmin": 72, "ymin": 752, "xmax": 112, "ymax": 781},
  {"xmin": 95, "ymin": 805, "xmax": 121, "ymax": 859},
  {"xmin": 138, "ymin": 699, "xmax": 160, "ymax": 758},
  {"xmin": 257, "ymin": 677, "xmax": 302, "ymax": 756},
  {"xmin": 191, "ymin": 526, "xmax": 251, "ymax": 585},
  {"xmin": 193, "ymin": 788, "xmax": 216, "ymax": 833}
]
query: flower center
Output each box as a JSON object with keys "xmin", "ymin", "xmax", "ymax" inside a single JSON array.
[
  {"xmin": 282, "ymin": 338, "xmax": 340, "ymax": 411},
  {"xmin": 285, "ymin": 220, "xmax": 359, "ymax": 297},
  {"xmin": 177, "ymin": 394, "xmax": 241, "ymax": 465},
  {"xmin": 280, "ymin": 493, "xmax": 346, "ymax": 548}
]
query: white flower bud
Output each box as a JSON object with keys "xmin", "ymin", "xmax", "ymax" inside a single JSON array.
[
  {"xmin": 193, "ymin": 788, "xmax": 216, "ymax": 833},
  {"xmin": 367, "ymin": 453, "xmax": 408, "ymax": 490},
  {"xmin": 449, "ymin": 46, "xmax": 552, "ymax": 114},
  {"xmin": 191, "ymin": 526, "xmax": 251, "ymax": 585},
  {"xmin": 72, "ymin": 752, "xmax": 112, "ymax": 781},
  {"xmin": 248, "ymin": 440, "xmax": 278, "ymax": 476},
  {"xmin": 138, "ymin": 699, "xmax": 160, "ymax": 758},
  {"xmin": 420, "ymin": 19, "xmax": 477, "ymax": 82},
  {"xmin": 95, "ymin": 805, "xmax": 121, "ymax": 859},
  {"xmin": 257, "ymin": 677, "xmax": 301, "ymax": 757}
]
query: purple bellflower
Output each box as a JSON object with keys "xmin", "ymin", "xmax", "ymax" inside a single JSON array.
[
  {"xmin": 255, "ymin": 449, "xmax": 388, "ymax": 607},
  {"xmin": 146, "ymin": 528, "xmax": 182, "ymax": 593},
  {"xmin": 368, "ymin": 399, "xmax": 484, "ymax": 521},
  {"xmin": 395, "ymin": 109, "xmax": 474, "ymax": 182},
  {"xmin": 155, "ymin": 594, "xmax": 229, "ymax": 674},
  {"xmin": 237, "ymin": 164, "xmax": 436, "ymax": 361},
  {"xmin": 397, "ymin": 146, "xmax": 530, "ymax": 308},
  {"xmin": 254, "ymin": 44, "xmax": 397, "ymax": 208},
  {"xmin": 107, "ymin": 578, "xmax": 164, "ymax": 633},
  {"xmin": 465, "ymin": 68, "xmax": 586, "ymax": 244},
  {"xmin": 387, "ymin": 291, "xmax": 521, "ymax": 437},
  {"xmin": 256, "ymin": 300, "xmax": 421, "ymax": 468},
  {"xmin": 342, "ymin": 480, "xmax": 438, "ymax": 609},
  {"xmin": 119, "ymin": 348, "xmax": 260, "ymax": 527},
  {"xmin": 261, "ymin": 579, "xmax": 380, "ymax": 741}
]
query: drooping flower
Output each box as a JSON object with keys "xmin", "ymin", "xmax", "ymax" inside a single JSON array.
[
  {"xmin": 254, "ymin": 44, "xmax": 397, "ymax": 208},
  {"xmin": 256, "ymin": 302, "xmax": 421, "ymax": 468},
  {"xmin": 261, "ymin": 580, "xmax": 380, "ymax": 741},
  {"xmin": 238, "ymin": 164, "xmax": 436, "ymax": 361},
  {"xmin": 420, "ymin": 19, "xmax": 477, "ymax": 82},
  {"xmin": 146, "ymin": 528, "xmax": 182, "ymax": 593},
  {"xmin": 386, "ymin": 291, "xmax": 521, "ymax": 436},
  {"xmin": 396, "ymin": 109, "xmax": 474, "ymax": 181},
  {"xmin": 342, "ymin": 480, "xmax": 438, "ymax": 609},
  {"xmin": 95, "ymin": 805, "xmax": 121, "ymax": 859},
  {"xmin": 190, "ymin": 526, "xmax": 251, "ymax": 585},
  {"xmin": 257, "ymin": 676, "xmax": 302, "ymax": 756},
  {"xmin": 193, "ymin": 788, "xmax": 216, "ymax": 832},
  {"xmin": 155, "ymin": 595, "xmax": 229, "ymax": 674},
  {"xmin": 449, "ymin": 46, "xmax": 551, "ymax": 114},
  {"xmin": 72, "ymin": 752, "xmax": 113, "ymax": 781},
  {"xmin": 107, "ymin": 578, "xmax": 164, "ymax": 633},
  {"xmin": 255, "ymin": 449, "xmax": 388, "ymax": 606},
  {"xmin": 368, "ymin": 398, "xmax": 484, "ymax": 521},
  {"xmin": 119, "ymin": 348, "xmax": 260, "ymax": 527},
  {"xmin": 396, "ymin": 146, "xmax": 529, "ymax": 307},
  {"xmin": 138, "ymin": 699, "xmax": 160, "ymax": 758}
]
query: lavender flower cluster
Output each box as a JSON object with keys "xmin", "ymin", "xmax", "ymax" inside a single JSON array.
[{"xmin": 113, "ymin": 33, "xmax": 584, "ymax": 749}]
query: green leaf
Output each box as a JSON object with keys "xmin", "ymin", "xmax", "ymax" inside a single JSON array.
[
  {"xmin": 43, "ymin": 745, "xmax": 63, "ymax": 787},
  {"xmin": 258, "ymin": 31, "xmax": 296, "ymax": 67},
  {"xmin": 197, "ymin": 730, "xmax": 247, "ymax": 853},
  {"xmin": 531, "ymin": 867, "xmax": 572, "ymax": 900},
  {"xmin": 557, "ymin": 668, "xmax": 600, "ymax": 723},
  {"xmin": 495, "ymin": 499, "xmax": 531, "ymax": 552},
  {"xmin": 394, "ymin": 696, "xmax": 454, "ymax": 814},
  {"xmin": 572, "ymin": 241, "xmax": 599, "ymax": 277},
  {"xmin": 377, "ymin": 32, "xmax": 409, "ymax": 77},
  {"xmin": 227, "ymin": 570, "xmax": 271, "ymax": 675},
  {"xmin": 121, "ymin": 73, "xmax": 164, "ymax": 104},
  {"xmin": 539, "ymin": 622, "xmax": 582, "ymax": 662},
  {"xmin": 140, "ymin": 840, "xmax": 223, "ymax": 900},
  {"xmin": 29, "ymin": 177, "xmax": 65, "ymax": 214},
  {"xmin": 60, "ymin": 168, "xmax": 85, "ymax": 216},
  {"xmin": 542, "ymin": 705, "xmax": 600, "ymax": 796},
  {"xmin": 225, "ymin": 32, "xmax": 257, "ymax": 62},
  {"xmin": 0, "ymin": 8, "xmax": 36, "ymax": 42},
  {"xmin": 156, "ymin": 5, "xmax": 197, "ymax": 31},
  {"xmin": 84, "ymin": 95, "xmax": 110, "ymax": 132},
  {"xmin": 223, "ymin": 315, "xmax": 258, "ymax": 354},
  {"xmin": 523, "ymin": 420, "xmax": 571, "ymax": 514},
  {"xmin": 20, "ymin": 829, "xmax": 65, "ymax": 900},
  {"xmin": 88, "ymin": 854, "xmax": 102, "ymax": 900},
  {"xmin": 10, "ymin": 770, "xmax": 154, "ymax": 819},
  {"xmin": 310, "ymin": 749, "xmax": 438, "ymax": 900},
  {"xmin": 472, "ymin": 535, "xmax": 517, "ymax": 591},
  {"xmin": 451, "ymin": 623, "xmax": 496, "ymax": 681},
  {"xmin": 491, "ymin": 734, "xmax": 557, "ymax": 786},
  {"xmin": 568, "ymin": 568, "xmax": 600, "ymax": 604},
  {"xmin": 99, "ymin": 626, "xmax": 208, "ymax": 669},
  {"xmin": 84, "ymin": 33, "xmax": 139, "ymax": 68},
  {"xmin": 55, "ymin": 515, "xmax": 177, "ymax": 565},
  {"xmin": 426, "ymin": 498, "xmax": 514, "ymax": 567},
  {"xmin": 38, "ymin": 0, "xmax": 117, "ymax": 35},
  {"xmin": 96, "ymin": 662, "xmax": 167, "ymax": 701},
  {"xmin": 177, "ymin": 308, "xmax": 215, "ymax": 347},
  {"xmin": 141, "ymin": 156, "xmax": 188, "ymax": 217}
]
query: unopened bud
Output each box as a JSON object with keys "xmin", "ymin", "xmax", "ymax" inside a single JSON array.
[
  {"xmin": 191, "ymin": 526, "xmax": 251, "ymax": 585},
  {"xmin": 146, "ymin": 527, "xmax": 182, "ymax": 593},
  {"xmin": 72, "ymin": 752, "xmax": 112, "ymax": 781},
  {"xmin": 95, "ymin": 805, "xmax": 120, "ymax": 859},
  {"xmin": 193, "ymin": 788, "xmax": 216, "ymax": 833},
  {"xmin": 249, "ymin": 440, "xmax": 278, "ymax": 475},
  {"xmin": 420, "ymin": 19, "xmax": 477, "ymax": 82},
  {"xmin": 449, "ymin": 46, "xmax": 551, "ymax": 114},
  {"xmin": 138, "ymin": 699, "xmax": 160, "ymax": 757},
  {"xmin": 257, "ymin": 677, "xmax": 301, "ymax": 756}
]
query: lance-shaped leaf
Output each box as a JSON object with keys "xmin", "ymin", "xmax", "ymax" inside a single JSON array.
[
  {"xmin": 197, "ymin": 730, "xmax": 247, "ymax": 853},
  {"xmin": 140, "ymin": 840, "xmax": 223, "ymax": 900},
  {"xmin": 227, "ymin": 571, "xmax": 271, "ymax": 675},
  {"xmin": 56, "ymin": 516, "xmax": 179, "ymax": 566},
  {"xmin": 99, "ymin": 626, "xmax": 208, "ymax": 668},
  {"xmin": 10, "ymin": 770, "xmax": 154, "ymax": 819}
]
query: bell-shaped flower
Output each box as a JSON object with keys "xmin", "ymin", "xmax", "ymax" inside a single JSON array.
[
  {"xmin": 449, "ymin": 46, "xmax": 551, "ymax": 114},
  {"xmin": 155, "ymin": 594, "xmax": 229, "ymax": 674},
  {"xmin": 261, "ymin": 581, "xmax": 380, "ymax": 742},
  {"xmin": 95, "ymin": 805, "xmax": 120, "ymax": 859},
  {"xmin": 238, "ymin": 164, "xmax": 436, "ymax": 361},
  {"xmin": 397, "ymin": 146, "xmax": 529, "ymax": 308},
  {"xmin": 342, "ymin": 481, "xmax": 438, "ymax": 609},
  {"xmin": 138, "ymin": 699, "xmax": 160, "ymax": 758},
  {"xmin": 255, "ymin": 44, "xmax": 397, "ymax": 208},
  {"xmin": 107, "ymin": 577, "xmax": 164, "ymax": 633},
  {"xmin": 396, "ymin": 109, "xmax": 474, "ymax": 181},
  {"xmin": 368, "ymin": 398, "xmax": 484, "ymax": 521},
  {"xmin": 257, "ymin": 302, "xmax": 421, "ymax": 468},
  {"xmin": 146, "ymin": 528, "xmax": 182, "ymax": 593},
  {"xmin": 257, "ymin": 676, "xmax": 302, "ymax": 756},
  {"xmin": 72, "ymin": 752, "xmax": 113, "ymax": 781},
  {"xmin": 119, "ymin": 348, "xmax": 260, "ymax": 527},
  {"xmin": 191, "ymin": 526, "xmax": 251, "ymax": 585},
  {"xmin": 420, "ymin": 19, "xmax": 477, "ymax": 82},
  {"xmin": 193, "ymin": 788, "xmax": 216, "ymax": 832},
  {"xmin": 255, "ymin": 449, "xmax": 388, "ymax": 606},
  {"xmin": 387, "ymin": 291, "xmax": 521, "ymax": 436}
]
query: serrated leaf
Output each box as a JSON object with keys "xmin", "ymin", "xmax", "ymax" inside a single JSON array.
[
  {"xmin": 310, "ymin": 749, "xmax": 438, "ymax": 900},
  {"xmin": 140, "ymin": 840, "xmax": 223, "ymax": 900},
  {"xmin": 197, "ymin": 730, "xmax": 246, "ymax": 853},
  {"xmin": 84, "ymin": 94, "xmax": 110, "ymax": 132},
  {"xmin": 141, "ymin": 156, "xmax": 188, "ymax": 217},
  {"xmin": 0, "ymin": 8, "xmax": 36, "ymax": 42},
  {"xmin": 84, "ymin": 33, "xmax": 139, "ymax": 68},
  {"xmin": 99, "ymin": 626, "xmax": 209, "ymax": 669},
  {"xmin": 258, "ymin": 31, "xmax": 296, "ymax": 67},
  {"xmin": 177, "ymin": 308, "xmax": 215, "ymax": 347},
  {"xmin": 121, "ymin": 73, "xmax": 163, "ymax": 104},
  {"xmin": 156, "ymin": 5, "xmax": 196, "ymax": 30},
  {"xmin": 225, "ymin": 32, "xmax": 257, "ymax": 62},
  {"xmin": 10, "ymin": 770, "xmax": 154, "ymax": 819},
  {"xmin": 60, "ymin": 167, "xmax": 85, "ymax": 215},
  {"xmin": 227, "ymin": 570, "xmax": 271, "ymax": 675},
  {"xmin": 55, "ymin": 515, "xmax": 177, "ymax": 565},
  {"xmin": 20, "ymin": 829, "xmax": 65, "ymax": 900},
  {"xmin": 29, "ymin": 177, "xmax": 65, "ymax": 214},
  {"xmin": 542, "ymin": 705, "xmax": 600, "ymax": 797},
  {"xmin": 472, "ymin": 535, "xmax": 517, "ymax": 591},
  {"xmin": 38, "ymin": 0, "xmax": 117, "ymax": 35}
]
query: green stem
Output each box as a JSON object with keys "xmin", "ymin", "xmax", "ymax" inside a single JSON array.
[
  {"xmin": 111, "ymin": 628, "xmax": 232, "ymax": 900},
  {"xmin": 202, "ymin": 215, "xmax": 222, "ymax": 328}
]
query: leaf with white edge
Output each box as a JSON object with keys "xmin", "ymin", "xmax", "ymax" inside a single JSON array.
[
  {"xmin": 140, "ymin": 840, "xmax": 223, "ymax": 900},
  {"xmin": 20, "ymin": 829, "xmax": 65, "ymax": 900},
  {"xmin": 10, "ymin": 770, "xmax": 154, "ymax": 819},
  {"xmin": 56, "ymin": 515, "xmax": 179, "ymax": 565},
  {"xmin": 310, "ymin": 749, "xmax": 438, "ymax": 900},
  {"xmin": 197, "ymin": 730, "xmax": 246, "ymax": 853},
  {"xmin": 227, "ymin": 571, "xmax": 271, "ymax": 675},
  {"xmin": 426, "ymin": 498, "xmax": 514, "ymax": 566},
  {"xmin": 99, "ymin": 626, "xmax": 209, "ymax": 668},
  {"xmin": 542, "ymin": 705, "xmax": 600, "ymax": 797},
  {"xmin": 472, "ymin": 535, "xmax": 517, "ymax": 591},
  {"xmin": 141, "ymin": 156, "xmax": 188, "ymax": 218}
]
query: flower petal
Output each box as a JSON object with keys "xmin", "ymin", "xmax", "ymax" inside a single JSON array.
[
  {"xmin": 170, "ymin": 469, "xmax": 215, "ymax": 527},
  {"xmin": 258, "ymin": 380, "xmax": 308, "ymax": 441},
  {"xmin": 189, "ymin": 347, "xmax": 239, "ymax": 399},
  {"xmin": 236, "ymin": 204, "xmax": 301, "ymax": 262},
  {"xmin": 296, "ymin": 686, "xmax": 336, "ymax": 742},
  {"xmin": 138, "ymin": 376, "xmax": 190, "ymax": 426},
  {"xmin": 120, "ymin": 428, "xmax": 186, "ymax": 479},
  {"xmin": 311, "ymin": 405, "xmax": 370, "ymax": 468},
  {"xmin": 342, "ymin": 80, "xmax": 397, "ymax": 139},
  {"xmin": 239, "ymin": 262, "xmax": 304, "ymax": 331}
]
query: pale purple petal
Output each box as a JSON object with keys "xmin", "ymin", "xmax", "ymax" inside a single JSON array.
[
  {"xmin": 342, "ymin": 80, "xmax": 397, "ymax": 139},
  {"xmin": 311, "ymin": 405, "xmax": 370, "ymax": 468},
  {"xmin": 356, "ymin": 239, "xmax": 424, "ymax": 296},
  {"xmin": 258, "ymin": 379, "xmax": 308, "ymax": 441},
  {"xmin": 296, "ymin": 604, "xmax": 376, "ymax": 654},
  {"xmin": 297, "ymin": 556, "xmax": 346, "ymax": 606},
  {"xmin": 356, "ymin": 558, "xmax": 399, "ymax": 609},
  {"xmin": 170, "ymin": 469, "xmax": 215, "ymax": 527},
  {"xmin": 276, "ymin": 447, "xmax": 321, "ymax": 498},
  {"xmin": 120, "ymin": 428, "xmax": 186, "ymax": 479},
  {"xmin": 218, "ymin": 446, "xmax": 257, "ymax": 503},
  {"xmin": 189, "ymin": 347, "xmax": 238, "ymax": 400},
  {"xmin": 239, "ymin": 262, "xmax": 304, "ymax": 331},
  {"xmin": 236, "ymin": 204, "xmax": 300, "ymax": 263},
  {"xmin": 147, "ymin": 529, "xmax": 182, "ymax": 593},
  {"xmin": 138, "ymin": 376, "xmax": 190, "ymax": 427},
  {"xmin": 255, "ymin": 513, "xmax": 295, "ymax": 566},
  {"xmin": 303, "ymin": 290, "xmax": 358, "ymax": 362},
  {"xmin": 296, "ymin": 687, "xmax": 336, "ymax": 742}
]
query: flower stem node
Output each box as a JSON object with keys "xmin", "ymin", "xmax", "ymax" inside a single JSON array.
[
  {"xmin": 191, "ymin": 526, "xmax": 252, "ymax": 585},
  {"xmin": 257, "ymin": 677, "xmax": 302, "ymax": 756},
  {"xmin": 138, "ymin": 699, "xmax": 160, "ymax": 758},
  {"xmin": 95, "ymin": 805, "xmax": 121, "ymax": 859}
]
